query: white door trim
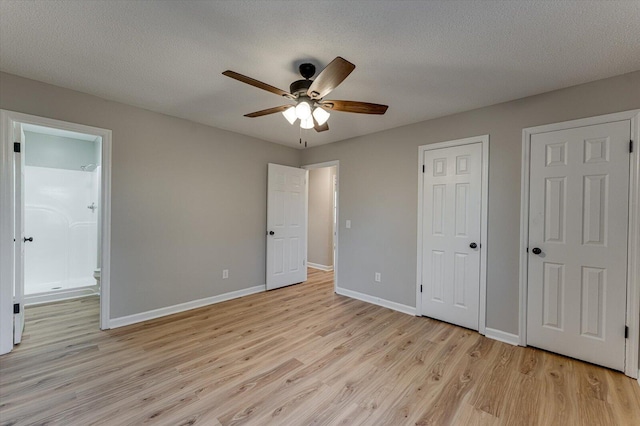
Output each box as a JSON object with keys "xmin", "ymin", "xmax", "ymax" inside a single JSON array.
[
  {"xmin": 0, "ymin": 110, "xmax": 112, "ymax": 355},
  {"xmin": 302, "ymin": 160, "xmax": 339, "ymax": 293},
  {"xmin": 519, "ymin": 109, "xmax": 640, "ymax": 378},
  {"xmin": 417, "ymin": 135, "xmax": 489, "ymax": 334}
]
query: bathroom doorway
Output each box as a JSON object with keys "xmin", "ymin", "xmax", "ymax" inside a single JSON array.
[
  {"xmin": 22, "ymin": 124, "xmax": 102, "ymax": 305},
  {"xmin": 0, "ymin": 110, "xmax": 112, "ymax": 354}
]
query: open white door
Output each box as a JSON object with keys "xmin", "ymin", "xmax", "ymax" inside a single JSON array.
[
  {"xmin": 13, "ymin": 122, "xmax": 25, "ymax": 344},
  {"xmin": 266, "ymin": 163, "xmax": 308, "ymax": 290}
]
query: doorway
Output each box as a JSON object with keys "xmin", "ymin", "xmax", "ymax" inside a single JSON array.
[
  {"xmin": 0, "ymin": 110, "xmax": 112, "ymax": 355},
  {"xmin": 520, "ymin": 110, "xmax": 640, "ymax": 377},
  {"xmin": 303, "ymin": 161, "xmax": 339, "ymax": 291},
  {"xmin": 22, "ymin": 124, "xmax": 102, "ymax": 305},
  {"xmin": 417, "ymin": 136, "xmax": 489, "ymax": 333}
]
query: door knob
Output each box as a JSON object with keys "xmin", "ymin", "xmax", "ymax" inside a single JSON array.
[
  {"xmin": 268, "ymin": 231, "xmax": 275, "ymax": 236},
  {"xmin": 23, "ymin": 237, "xmax": 33, "ymax": 242},
  {"xmin": 469, "ymin": 242, "xmax": 478, "ymax": 249},
  {"xmin": 532, "ymin": 247, "xmax": 542, "ymax": 255}
]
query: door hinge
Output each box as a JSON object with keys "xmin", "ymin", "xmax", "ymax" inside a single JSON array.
[
  {"xmin": 422, "ymin": 165, "xmax": 425, "ymax": 173},
  {"xmin": 303, "ymin": 259, "xmax": 306, "ymax": 266},
  {"xmin": 13, "ymin": 142, "xmax": 21, "ymax": 153},
  {"xmin": 625, "ymin": 326, "xmax": 629, "ymax": 339},
  {"xmin": 420, "ymin": 285, "xmax": 423, "ymax": 293},
  {"xmin": 630, "ymin": 140, "xmax": 634, "ymax": 153},
  {"xmin": 13, "ymin": 303, "xmax": 20, "ymax": 314}
]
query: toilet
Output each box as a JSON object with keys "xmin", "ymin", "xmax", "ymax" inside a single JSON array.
[{"xmin": 93, "ymin": 268, "xmax": 101, "ymax": 291}]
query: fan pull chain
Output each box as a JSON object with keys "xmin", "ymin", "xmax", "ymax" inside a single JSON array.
[{"xmin": 297, "ymin": 127, "xmax": 308, "ymax": 148}]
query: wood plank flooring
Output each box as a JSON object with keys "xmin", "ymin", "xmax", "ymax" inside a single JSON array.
[{"xmin": 1, "ymin": 269, "xmax": 639, "ymax": 425}]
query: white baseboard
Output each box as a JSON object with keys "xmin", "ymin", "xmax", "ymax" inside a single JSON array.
[
  {"xmin": 307, "ymin": 262, "xmax": 334, "ymax": 272},
  {"xmin": 335, "ymin": 286, "xmax": 416, "ymax": 316},
  {"xmin": 25, "ymin": 286, "xmax": 98, "ymax": 306},
  {"xmin": 109, "ymin": 285, "xmax": 265, "ymax": 329},
  {"xmin": 484, "ymin": 327, "xmax": 520, "ymax": 346}
]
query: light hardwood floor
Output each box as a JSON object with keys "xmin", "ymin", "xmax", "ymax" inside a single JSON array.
[{"xmin": 1, "ymin": 269, "xmax": 639, "ymax": 425}]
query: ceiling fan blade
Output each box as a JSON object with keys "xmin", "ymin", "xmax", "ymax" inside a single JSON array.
[
  {"xmin": 307, "ymin": 57, "xmax": 355, "ymax": 100},
  {"xmin": 222, "ymin": 70, "xmax": 294, "ymax": 99},
  {"xmin": 313, "ymin": 118, "xmax": 329, "ymax": 132},
  {"xmin": 319, "ymin": 100, "xmax": 388, "ymax": 115},
  {"xmin": 244, "ymin": 105, "xmax": 293, "ymax": 118}
]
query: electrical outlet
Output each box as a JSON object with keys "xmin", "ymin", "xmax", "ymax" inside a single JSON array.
[
  {"xmin": 346, "ymin": 220, "xmax": 351, "ymax": 229},
  {"xmin": 222, "ymin": 269, "xmax": 229, "ymax": 279},
  {"xmin": 374, "ymin": 272, "xmax": 381, "ymax": 283}
]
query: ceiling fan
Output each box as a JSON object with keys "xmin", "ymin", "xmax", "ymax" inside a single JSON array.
[{"xmin": 222, "ymin": 57, "xmax": 388, "ymax": 133}]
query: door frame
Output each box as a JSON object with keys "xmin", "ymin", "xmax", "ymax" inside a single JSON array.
[
  {"xmin": 302, "ymin": 160, "xmax": 340, "ymax": 293},
  {"xmin": 519, "ymin": 109, "xmax": 640, "ymax": 378},
  {"xmin": 0, "ymin": 110, "xmax": 112, "ymax": 355},
  {"xmin": 417, "ymin": 135, "xmax": 489, "ymax": 334}
]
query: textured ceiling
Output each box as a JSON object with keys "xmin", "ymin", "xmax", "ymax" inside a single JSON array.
[{"xmin": 1, "ymin": 1, "xmax": 639, "ymax": 148}]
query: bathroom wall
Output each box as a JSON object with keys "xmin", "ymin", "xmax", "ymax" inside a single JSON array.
[
  {"xmin": 23, "ymin": 130, "xmax": 100, "ymax": 296},
  {"xmin": 24, "ymin": 131, "xmax": 99, "ymax": 170},
  {"xmin": 24, "ymin": 166, "xmax": 98, "ymax": 294}
]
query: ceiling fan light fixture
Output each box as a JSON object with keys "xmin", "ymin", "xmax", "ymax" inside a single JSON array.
[
  {"xmin": 282, "ymin": 106, "xmax": 297, "ymax": 125},
  {"xmin": 300, "ymin": 116, "xmax": 314, "ymax": 130},
  {"xmin": 223, "ymin": 57, "xmax": 388, "ymax": 134},
  {"xmin": 312, "ymin": 107, "xmax": 330, "ymax": 126},
  {"xmin": 295, "ymin": 101, "xmax": 312, "ymax": 120}
]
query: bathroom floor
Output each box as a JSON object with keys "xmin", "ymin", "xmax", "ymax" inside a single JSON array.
[
  {"xmin": 24, "ymin": 283, "xmax": 99, "ymax": 306},
  {"xmin": 26, "ymin": 279, "xmax": 96, "ymax": 295}
]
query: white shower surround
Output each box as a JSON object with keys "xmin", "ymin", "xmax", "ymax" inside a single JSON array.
[{"xmin": 25, "ymin": 166, "xmax": 99, "ymax": 297}]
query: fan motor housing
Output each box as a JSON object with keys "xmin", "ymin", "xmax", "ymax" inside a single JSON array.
[{"xmin": 289, "ymin": 79, "xmax": 312, "ymax": 96}]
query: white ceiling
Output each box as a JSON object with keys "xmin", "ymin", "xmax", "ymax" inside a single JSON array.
[{"xmin": 1, "ymin": 1, "xmax": 639, "ymax": 149}]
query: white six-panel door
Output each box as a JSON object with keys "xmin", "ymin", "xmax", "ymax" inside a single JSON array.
[
  {"xmin": 266, "ymin": 164, "xmax": 308, "ymax": 290},
  {"xmin": 421, "ymin": 143, "xmax": 482, "ymax": 330},
  {"xmin": 527, "ymin": 121, "xmax": 630, "ymax": 371}
]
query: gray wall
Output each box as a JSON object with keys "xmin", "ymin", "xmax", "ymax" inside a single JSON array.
[
  {"xmin": 24, "ymin": 131, "xmax": 99, "ymax": 171},
  {"xmin": 308, "ymin": 166, "xmax": 335, "ymax": 268},
  {"xmin": 1, "ymin": 72, "xmax": 300, "ymax": 319},
  {"xmin": 3, "ymin": 70, "xmax": 639, "ymax": 340},
  {"xmin": 301, "ymin": 71, "xmax": 640, "ymax": 335}
]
